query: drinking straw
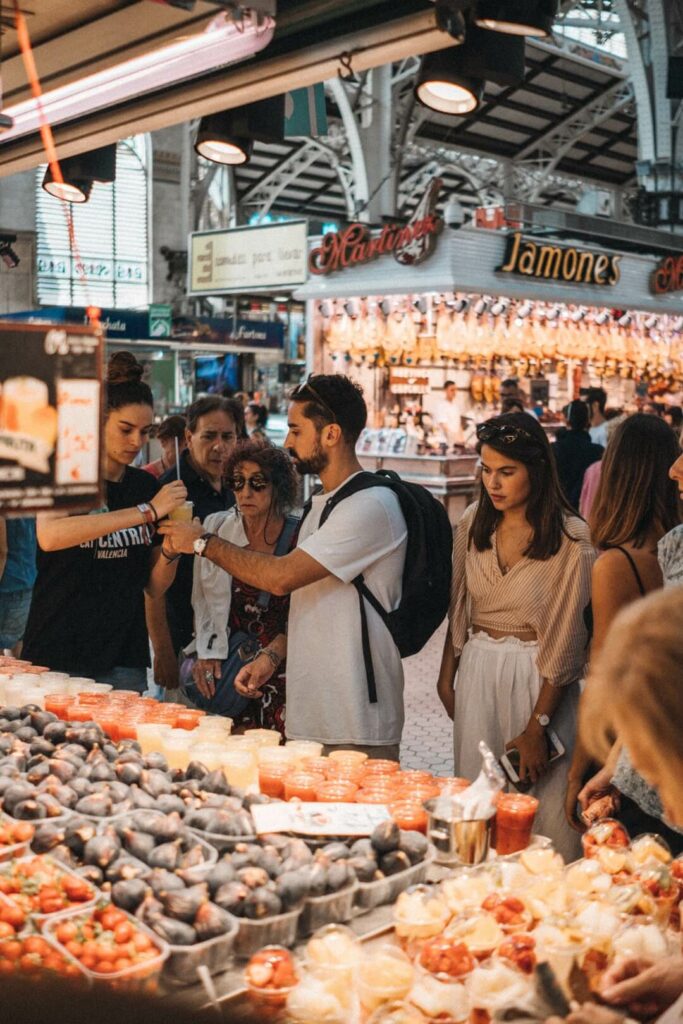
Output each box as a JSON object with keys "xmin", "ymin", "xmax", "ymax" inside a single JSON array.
[{"xmin": 175, "ymin": 436, "xmax": 181, "ymax": 480}]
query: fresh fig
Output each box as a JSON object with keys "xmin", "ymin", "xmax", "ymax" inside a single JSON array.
[
  {"xmin": 243, "ymin": 886, "xmax": 282, "ymax": 920},
  {"xmin": 185, "ymin": 760, "xmax": 208, "ymax": 781},
  {"xmin": 371, "ymin": 820, "xmax": 401, "ymax": 854},
  {"xmin": 26, "ymin": 762, "xmax": 51, "ymax": 785},
  {"xmin": 89, "ymin": 762, "xmax": 115, "ymax": 783},
  {"xmin": 14, "ymin": 727, "xmax": 37, "ymax": 743},
  {"xmin": 194, "ymin": 901, "xmax": 234, "ymax": 941},
  {"xmin": 64, "ymin": 819, "xmax": 97, "ymax": 854},
  {"xmin": 84, "ymin": 834, "xmax": 122, "ymax": 869},
  {"xmin": 379, "ymin": 850, "xmax": 411, "ymax": 876},
  {"xmin": 307, "ymin": 863, "xmax": 328, "ymax": 898},
  {"xmin": 12, "ymin": 799, "xmax": 47, "ymax": 820},
  {"xmin": 78, "ymin": 865, "xmax": 105, "ymax": 886},
  {"xmin": 43, "ymin": 722, "xmax": 68, "ymax": 745},
  {"xmin": 398, "ymin": 831, "xmax": 429, "ymax": 865},
  {"xmin": 29, "ymin": 739, "xmax": 56, "ymax": 758},
  {"xmin": 105, "ymin": 857, "xmax": 150, "ymax": 884},
  {"xmin": 68, "ymin": 777, "xmax": 93, "ymax": 798},
  {"xmin": 141, "ymin": 769, "xmax": 172, "ymax": 798},
  {"xmin": 348, "ymin": 855, "xmax": 380, "ymax": 883},
  {"xmin": 31, "ymin": 822, "xmax": 67, "ymax": 853},
  {"xmin": 275, "ymin": 869, "xmax": 310, "ymax": 909},
  {"xmin": 199, "ymin": 769, "xmax": 231, "ymax": 796},
  {"xmin": 214, "ymin": 881, "xmax": 250, "ymax": 916},
  {"xmin": 205, "ymin": 860, "xmax": 236, "ymax": 897},
  {"xmin": 148, "ymin": 869, "xmax": 185, "ymax": 897},
  {"xmin": 122, "ymin": 829, "xmax": 156, "ymax": 863},
  {"xmin": 150, "ymin": 915, "xmax": 197, "ymax": 946},
  {"xmin": 74, "ymin": 793, "xmax": 113, "ymax": 817},
  {"xmin": 147, "ymin": 811, "xmax": 183, "ymax": 843},
  {"xmin": 147, "ymin": 840, "xmax": 182, "ymax": 871},
  {"xmin": 111, "ymin": 878, "xmax": 148, "ymax": 913},
  {"xmin": 2, "ymin": 706, "xmax": 22, "ymax": 721},
  {"xmin": 159, "ymin": 883, "xmax": 208, "ymax": 923},
  {"xmin": 327, "ymin": 860, "xmax": 355, "ymax": 892},
  {"xmin": 322, "ymin": 842, "xmax": 352, "ymax": 862},
  {"xmin": 35, "ymin": 793, "xmax": 64, "ymax": 818},
  {"xmin": 129, "ymin": 785, "xmax": 157, "ymax": 810},
  {"xmin": 236, "ymin": 866, "xmax": 270, "ymax": 890},
  {"xmin": 46, "ymin": 758, "xmax": 77, "ymax": 783},
  {"xmin": 29, "ymin": 711, "xmax": 57, "ymax": 734},
  {"xmin": 115, "ymin": 761, "xmax": 143, "ymax": 786},
  {"xmin": 2, "ymin": 780, "xmax": 36, "ymax": 812},
  {"xmin": 144, "ymin": 752, "xmax": 169, "ymax": 773}
]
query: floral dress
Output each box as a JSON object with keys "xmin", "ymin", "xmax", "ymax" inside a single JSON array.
[{"xmin": 229, "ymin": 576, "xmax": 290, "ymax": 737}]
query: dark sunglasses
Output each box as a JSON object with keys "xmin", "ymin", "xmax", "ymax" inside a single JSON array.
[
  {"xmin": 291, "ymin": 374, "xmax": 337, "ymax": 422},
  {"xmin": 477, "ymin": 422, "xmax": 536, "ymax": 445},
  {"xmin": 230, "ymin": 474, "xmax": 270, "ymax": 492}
]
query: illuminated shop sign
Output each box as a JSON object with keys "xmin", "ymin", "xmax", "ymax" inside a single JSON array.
[
  {"xmin": 650, "ymin": 254, "xmax": 683, "ymax": 295},
  {"xmin": 498, "ymin": 232, "xmax": 621, "ymax": 286},
  {"xmin": 309, "ymin": 179, "xmax": 443, "ymax": 275}
]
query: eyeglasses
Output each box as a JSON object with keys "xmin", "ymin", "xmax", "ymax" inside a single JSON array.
[
  {"xmin": 291, "ymin": 374, "xmax": 337, "ymax": 422},
  {"xmin": 230, "ymin": 474, "xmax": 270, "ymax": 492},
  {"xmin": 477, "ymin": 422, "xmax": 536, "ymax": 445}
]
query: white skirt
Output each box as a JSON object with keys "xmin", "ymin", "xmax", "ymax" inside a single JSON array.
[{"xmin": 453, "ymin": 631, "xmax": 582, "ymax": 862}]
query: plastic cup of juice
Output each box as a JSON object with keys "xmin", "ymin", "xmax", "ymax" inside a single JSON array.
[
  {"xmin": 136, "ymin": 723, "xmax": 173, "ymax": 756},
  {"xmin": 328, "ymin": 749, "xmax": 368, "ymax": 768},
  {"xmin": 285, "ymin": 740, "xmax": 323, "ymax": 763},
  {"xmin": 494, "ymin": 794, "xmax": 539, "ymax": 856},
  {"xmin": 162, "ymin": 729, "xmax": 196, "ymax": 770},
  {"xmin": 220, "ymin": 748, "xmax": 258, "ymax": 790},
  {"xmin": 169, "ymin": 500, "xmax": 194, "ymax": 523}
]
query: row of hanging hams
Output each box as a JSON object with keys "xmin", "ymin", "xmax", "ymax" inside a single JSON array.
[{"xmin": 320, "ymin": 295, "xmax": 683, "ymax": 383}]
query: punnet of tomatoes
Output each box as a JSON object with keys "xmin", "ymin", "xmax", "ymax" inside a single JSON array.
[
  {"xmin": 0, "ymin": 855, "xmax": 94, "ymax": 917},
  {"xmin": 45, "ymin": 903, "xmax": 168, "ymax": 992},
  {"xmin": 0, "ymin": 914, "xmax": 84, "ymax": 981},
  {"xmin": 0, "ymin": 818, "xmax": 34, "ymax": 851}
]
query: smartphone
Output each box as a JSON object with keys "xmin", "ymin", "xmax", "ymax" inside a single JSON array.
[{"xmin": 500, "ymin": 729, "xmax": 565, "ymax": 792}]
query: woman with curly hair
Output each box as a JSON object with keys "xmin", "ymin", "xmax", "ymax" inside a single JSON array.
[{"xmin": 183, "ymin": 439, "xmax": 299, "ymax": 735}]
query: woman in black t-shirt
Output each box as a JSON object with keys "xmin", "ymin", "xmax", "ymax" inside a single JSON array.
[{"xmin": 22, "ymin": 352, "xmax": 187, "ymax": 691}]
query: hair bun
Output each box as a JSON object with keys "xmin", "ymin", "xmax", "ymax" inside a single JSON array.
[{"xmin": 107, "ymin": 351, "xmax": 144, "ymax": 387}]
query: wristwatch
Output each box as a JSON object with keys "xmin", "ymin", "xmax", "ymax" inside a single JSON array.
[
  {"xmin": 193, "ymin": 532, "xmax": 214, "ymax": 558},
  {"xmin": 534, "ymin": 713, "xmax": 550, "ymax": 728}
]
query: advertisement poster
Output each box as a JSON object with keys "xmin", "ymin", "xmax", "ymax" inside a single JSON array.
[
  {"xmin": 189, "ymin": 221, "xmax": 308, "ymax": 295},
  {"xmin": 0, "ymin": 323, "xmax": 102, "ymax": 514}
]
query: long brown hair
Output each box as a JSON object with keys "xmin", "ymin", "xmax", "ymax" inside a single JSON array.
[
  {"xmin": 590, "ymin": 414, "xmax": 681, "ymax": 549},
  {"xmin": 472, "ymin": 412, "xmax": 578, "ymax": 560}
]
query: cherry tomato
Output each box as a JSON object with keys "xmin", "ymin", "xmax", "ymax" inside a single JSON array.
[
  {"xmin": 0, "ymin": 904, "xmax": 25, "ymax": 929},
  {"xmin": 2, "ymin": 940, "xmax": 23, "ymax": 962},
  {"xmin": 0, "ymin": 958, "xmax": 14, "ymax": 975},
  {"xmin": 113, "ymin": 957, "xmax": 131, "ymax": 972},
  {"xmin": 0, "ymin": 921, "xmax": 17, "ymax": 939},
  {"xmin": 55, "ymin": 921, "xmax": 78, "ymax": 945},
  {"xmin": 113, "ymin": 922, "xmax": 133, "ymax": 944},
  {"xmin": 22, "ymin": 936, "xmax": 51, "ymax": 958}
]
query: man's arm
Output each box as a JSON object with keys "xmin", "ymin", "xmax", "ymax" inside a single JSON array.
[
  {"xmin": 145, "ymin": 591, "xmax": 179, "ymax": 689},
  {"xmin": 157, "ymin": 520, "xmax": 329, "ymax": 596}
]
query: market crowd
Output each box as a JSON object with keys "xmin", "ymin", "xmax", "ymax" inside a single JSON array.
[{"xmin": 2, "ymin": 352, "xmax": 683, "ymax": 1021}]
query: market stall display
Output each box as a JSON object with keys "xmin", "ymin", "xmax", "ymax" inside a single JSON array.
[{"xmin": 0, "ymin": 659, "xmax": 680, "ymax": 1016}]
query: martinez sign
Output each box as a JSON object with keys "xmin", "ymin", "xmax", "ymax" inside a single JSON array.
[
  {"xmin": 309, "ymin": 179, "xmax": 443, "ymax": 275},
  {"xmin": 499, "ymin": 232, "xmax": 621, "ymax": 287},
  {"xmin": 650, "ymin": 254, "xmax": 683, "ymax": 295}
]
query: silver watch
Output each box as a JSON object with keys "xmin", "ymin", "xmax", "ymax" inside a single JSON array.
[
  {"xmin": 193, "ymin": 532, "xmax": 214, "ymax": 557},
  {"xmin": 534, "ymin": 712, "xmax": 550, "ymax": 728}
]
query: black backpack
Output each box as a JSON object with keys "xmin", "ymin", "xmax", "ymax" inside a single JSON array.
[{"xmin": 303, "ymin": 470, "xmax": 453, "ymax": 704}]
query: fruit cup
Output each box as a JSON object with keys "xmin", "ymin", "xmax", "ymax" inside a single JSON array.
[
  {"xmin": 494, "ymin": 794, "xmax": 539, "ymax": 856},
  {"xmin": 284, "ymin": 771, "xmax": 325, "ymax": 802},
  {"xmin": 315, "ymin": 780, "xmax": 358, "ymax": 803}
]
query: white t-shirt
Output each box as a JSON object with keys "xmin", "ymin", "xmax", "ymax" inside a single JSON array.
[
  {"xmin": 286, "ymin": 475, "xmax": 408, "ymax": 746},
  {"xmin": 434, "ymin": 397, "xmax": 464, "ymax": 443},
  {"xmin": 589, "ymin": 421, "xmax": 608, "ymax": 447}
]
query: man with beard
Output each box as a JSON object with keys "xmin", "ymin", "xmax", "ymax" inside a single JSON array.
[{"xmin": 159, "ymin": 374, "xmax": 408, "ymax": 759}]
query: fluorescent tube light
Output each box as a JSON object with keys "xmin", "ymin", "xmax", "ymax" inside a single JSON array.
[{"xmin": 0, "ymin": 11, "xmax": 275, "ymax": 144}]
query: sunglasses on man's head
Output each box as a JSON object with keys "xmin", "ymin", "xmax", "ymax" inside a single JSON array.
[
  {"xmin": 230, "ymin": 474, "xmax": 270, "ymax": 492},
  {"xmin": 291, "ymin": 374, "xmax": 337, "ymax": 422},
  {"xmin": 476, "ymin": 422, "xmax": 536, "ymax": 445}
]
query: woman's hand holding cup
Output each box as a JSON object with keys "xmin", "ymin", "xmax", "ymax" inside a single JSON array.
[{"xmin": 152, "ymin": 480, "xmax": 188, "ymax": 520}]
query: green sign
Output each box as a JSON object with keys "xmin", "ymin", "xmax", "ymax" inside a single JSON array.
[
  {"xmin": 148, "ymin": 304, "xmax": 172, "ymax": 338},
  {"xmin": 285, "ymin": 84, "xmax": 328, "ymax": 138}
]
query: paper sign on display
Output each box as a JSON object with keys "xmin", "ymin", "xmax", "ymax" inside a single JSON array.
[
  {"xmin": 189, "ymin": 221, "xmax": 308, "ymax": 295},
  {"xmin": 0, "ymin": 323, "xmax": 103, "ymax": 514},
  {"xmin": 251, "ymin": 802, "xmax": 391, "ymax": 837}
]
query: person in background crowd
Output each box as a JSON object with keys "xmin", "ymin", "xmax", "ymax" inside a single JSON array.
[
  {"xmin": 142, "ymin": 415, "xmax": 187, "ymax": 479},
  {"xmin": 21, "ymin": 352, "xmax": 187, "ymax": 690},
  {"xmin": 549, "ymin": 587, "xmax": 683, "ymax": 1024},
  {"xmin": 145, "ymin": 396, "xmax": 242, "ymax": 692},
  {"xmin": 500, "ymin": 397, "xmax": 525, "ymax": 415},
  {"xmin": 435, "ymin": 380, "xmax": 465, "ymax": 445},
  {"xmin": 566, "ymin": 416, "xmax": 682, "ymax": 846},
  {"xmin": 499, "ymin": 378, "xmax": 536, "ymax": 416},
  {"xmin": 658, "ymin": 449, "xmax": 683, "ymax": 587},
  {"xmin": 585, "ymin": 386, "xmax": 608, "ymax": 447},
  {"xmin": 244, "ymin": 402, "xmax": 269, "ymax": 440},
  {"xmin": 186, "ymin": 440, "xmax": 299, "ymax": 737},
  {"xmin": 160, "ymin": 374, "xmax": 408, "ymax": 760},
  {"xmin": 440, "ymin": 411, "xmax": 593, "ymax": 860},
  {"xmin": 439, "ymin": 413, "xmax": 594, "ymax": 860},
  {"xmin": 664, "ymin": 404, "xmax": 683, "ymax": 441},
  {"xmin": 0, "ymin": 516, "xmax": 37, "ymax": 655},
  {"xmin": 551, "ymin": 399, "xmax": 604, "ymax": 510},
  {"xmin": 578, "ymin": 412, "xmax": 627, "ymax": 519},
  {"xmin": 234, "ymin": 391, "xmax": 250, "ymax": 407}
]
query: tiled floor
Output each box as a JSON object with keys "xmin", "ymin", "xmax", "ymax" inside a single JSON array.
[{"xmin": 400, "ymin": 620, "xmax": 453, "ymax": 774}]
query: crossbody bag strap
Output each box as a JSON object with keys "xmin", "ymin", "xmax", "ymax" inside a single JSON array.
[{"xmin": 254, "ymin": 514, "xmax": 300, "ymax": 612}]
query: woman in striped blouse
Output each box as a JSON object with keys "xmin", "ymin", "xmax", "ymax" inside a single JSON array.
[{"xmin": 437, "ymin": 412, "xmax": 595, "ymax": 860}]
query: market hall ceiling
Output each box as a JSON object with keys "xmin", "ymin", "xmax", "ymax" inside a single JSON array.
[{"xmin": 0, "ymin": 0, "xmax": 637, "ymax": 208}]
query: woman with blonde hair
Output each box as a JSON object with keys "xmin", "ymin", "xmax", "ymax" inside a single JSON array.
[
  {"xmin": 565, "ymin": 415, "xmax": 681, "ymax": 841},
  {"xmin": 550, "ymin": 588, "xmax": 683, "ymax": 1024}
]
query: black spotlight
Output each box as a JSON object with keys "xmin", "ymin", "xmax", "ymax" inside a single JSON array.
[
  {"xmin": 415, "ymin": 48, "xmax": 485, "ymax": 115},
  {"xmin": 474, "ymin": 0, "xmax": 558, "ymax": 37},
  {"xmin": 195, "ymin": 95, "xmax": 285, "ymax": 165},
  {"xmin": 42, "ymin": 144, "xmax": 117, "ymax": 203}
]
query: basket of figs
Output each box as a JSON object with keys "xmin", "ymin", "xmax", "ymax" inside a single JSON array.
[
  {"xmin": 107, "ymin": 809, "xmax": 217, "ymax": 878},
  {"xmin": 30, "ymin": 815, "xmax": 152, "ymax": 891},
  {"xmin": 351, "ymin": 822, "xmax": 432, "ymax": 912}
]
